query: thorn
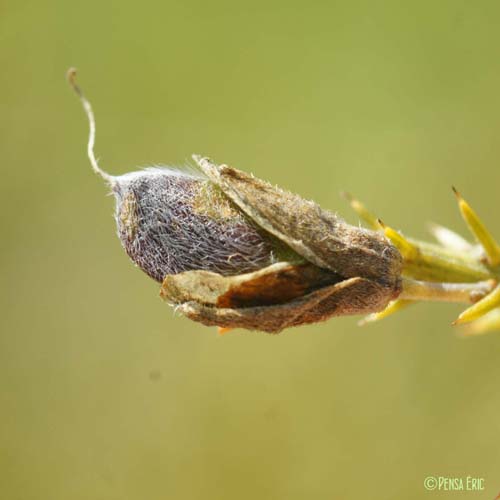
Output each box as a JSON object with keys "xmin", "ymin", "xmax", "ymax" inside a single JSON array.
[
  {"xmin": 453, "ymin": 187, "xmax": 500, "ymax": 267},
  {"xmin": 458, "ymin": 308, "xmax": 500, "ymax": 337},
  {"xmin": 453, "ymin": 283, "xmax": 500, "ymax": 325},
  {"xmin": 379, "ymin": 220, "xmax": 419, "ymax": 260},
  {"xmin": 358, "ymin": 299, "xmax": 414, "ymax": 326},
  {"xmin": 340, "ymin": 190, "xmax": 352, "ymax": 202},
  {"xmin": 341, "ymin": 192, "xmax": 381, "ymax": 230}
]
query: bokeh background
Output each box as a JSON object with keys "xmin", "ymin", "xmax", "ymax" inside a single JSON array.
[{"xmin": 2, "ymin": 1, "xmax": 500, "ymax": 498}]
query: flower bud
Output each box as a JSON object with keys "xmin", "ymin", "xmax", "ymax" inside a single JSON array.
[
  {"xmin": 112, "ymin": 168, "xmax": 292, "ymax": 282},
  {"xmin": 68, "ymin": 69, "xmax": 403, "ymax": 333},
  {"xmin": 158, "ymin": 157, "xmax": 403, "ymax": 332}
]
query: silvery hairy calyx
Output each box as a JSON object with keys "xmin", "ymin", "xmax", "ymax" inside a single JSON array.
[{"xmin": 68, "ymin": 69, "xmax": 500, "ymax": 335}]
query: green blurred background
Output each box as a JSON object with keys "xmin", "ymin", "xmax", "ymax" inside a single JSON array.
[{"xmin": 2, "ymin": 1, "xmax": 500, "ymax": 498}]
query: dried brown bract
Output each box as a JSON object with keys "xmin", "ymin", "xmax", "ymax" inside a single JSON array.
[{"xmin": 158, "ymin": 157, "xmax": 403, "ymax": 333}]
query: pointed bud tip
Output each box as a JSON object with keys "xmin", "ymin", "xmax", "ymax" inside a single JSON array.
[{"xmin": 452, "ymin": 315, "xmax": 469, "ymax": 326}]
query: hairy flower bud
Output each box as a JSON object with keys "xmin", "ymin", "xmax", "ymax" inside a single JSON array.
[
  {"xmin": 112, "ymin": 168, "xmax": 291, "ymax": 282},
  {"xmin": 68, "ymin": 69, "xmax": 404, "ymax": 333}
]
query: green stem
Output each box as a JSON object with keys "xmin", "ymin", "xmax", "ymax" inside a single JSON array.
[{"xmin": 400, "ymin": 278, "xmax": 495, "ymax": 304}]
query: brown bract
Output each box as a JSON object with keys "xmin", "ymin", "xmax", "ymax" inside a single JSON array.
[{"xmin": 159, "ymin": 157, "xmax": 403, "ymax": 333}]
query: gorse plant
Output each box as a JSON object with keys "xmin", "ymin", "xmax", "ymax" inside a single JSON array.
[
  {"xmin": 343, "ymin": 191, "xmax": 500, "ymax": 335},
  {"xmin": 68, "ymin": 69, "xmax": 500, "ymax": 336}
]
